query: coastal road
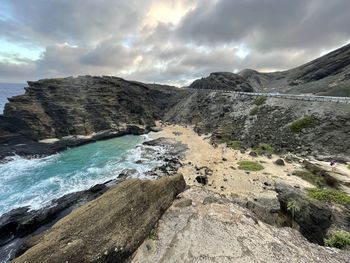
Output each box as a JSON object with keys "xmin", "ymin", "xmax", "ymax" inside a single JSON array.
[{"xmin": 185, "ymin": 88, "xmax": 350, "ymax": 104}]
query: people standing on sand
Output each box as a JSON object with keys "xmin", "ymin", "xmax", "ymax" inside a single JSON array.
[
  {"xmin": 330, "ymin": 160, "xmax": 336, "ymax": 172},
  {"xmin": 221, "ymin": 142, "xmax": 227, "ymax": 155}
]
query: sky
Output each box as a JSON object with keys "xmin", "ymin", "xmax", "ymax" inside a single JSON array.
[{"xmin": 0, "ymin": 0, "xmax": 350, "ymax": 86}]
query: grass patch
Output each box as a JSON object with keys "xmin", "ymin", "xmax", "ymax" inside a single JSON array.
[
  {"xmin": 347, "ymin": 164, "xmax": 350, "ymax": 170},
  {"xmin": 308, "ymin": 188, "xmax": 350, "ymax": 206},
  {"xmin": 249, "ymin": 106, "xmax": 259, "ymax": 116},
  {"xmin": 254, "ymin": 96, "xmax": 267, "ymax": 106},
  {"xmin": 148, "ymin": 228, "xmax": 159, "ymax": 240},
  {"xmin": 292, "ymin": 170, "xmax": 326, "ymax": 188},
  {"xmin": 253, "ymin": 143, "xmax": 274, "ymax": 155},
  {"xmin": 228, "ymin": 140, "xmax": 241, "ymax": 150},
  {"xmin": 238, "ymin": 161, "xmax": 264, "ymax": 171},
  {"xmin": 290, "ymin": 116, "xmax": 314, "ymax": 133},
  {"xmin": 324, "ymin": 231, "xmax": 350, "ymax": 249}
]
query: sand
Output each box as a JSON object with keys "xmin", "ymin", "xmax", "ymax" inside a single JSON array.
[{"xmin": 152, "ymin": 124, "xmax": 350, "ymax": 200}]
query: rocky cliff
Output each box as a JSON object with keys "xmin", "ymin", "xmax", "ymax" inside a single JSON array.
[
  {"xmin": 0, "ymin": 76, "xmax": 188, "ymax": 159},
  {"xmin": 238, "ymin": 43, "xmax": 350, "ymax": 96},
  {"xmin": 165, "ymin": 90, "xmax": 350, "ymax": 158},
  {"xmin": 11, "ymin": 174, "xmax": 186, "ymax": 263}
]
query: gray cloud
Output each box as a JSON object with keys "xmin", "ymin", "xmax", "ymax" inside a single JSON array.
[{"xmin": 0, "ymin": 0, "xmax": 349, "ymax": 85}]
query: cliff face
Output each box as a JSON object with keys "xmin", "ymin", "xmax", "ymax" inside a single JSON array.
[
  {"xmin": 238, "ymin": 43, "xmax": 350, "ymax": 96},
  {"xmin": 165, "ymin": 91, "xmax": 350, "ymax": 158},
  {"xmin": 3, "ymin": 76, "xmax": 186, "ymax": 140}
]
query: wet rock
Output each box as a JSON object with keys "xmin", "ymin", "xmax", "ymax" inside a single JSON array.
[
  {"xmin": 12, "ymin": 174, "xmax": 186, "ymax": 263},
  {"xmin": 0, "ymin": 183, "xmax": 109, "ymax": 258},
  {"xmin": 118, "ymin": 169, "xmax": 138, "ymax": 179},
  {"xmin": 150, "ymin": 127, "xmax": 162, "ymax": 132}
]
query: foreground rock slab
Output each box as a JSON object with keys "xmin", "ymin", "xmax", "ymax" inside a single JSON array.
[
  {"xmin": 131, "ymin": 187, "xmax": 350, "ymax": 263},
  {"xmin": 12, "ymin": 174, "xmax": 186, "ymax": 263}
]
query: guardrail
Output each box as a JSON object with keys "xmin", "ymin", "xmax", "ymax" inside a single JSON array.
[{"xmin": 185, "ymin": 88, "xmax": 350, "ymax": 104}]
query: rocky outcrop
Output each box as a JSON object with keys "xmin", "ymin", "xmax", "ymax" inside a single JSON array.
[
  {"xmin": 11, "ymin": 174, "xmax": 186, "ymax": 263},
  {"xmin": 239, "ymin": 43, "xmax": 350, "ymax": 96},
  {"xmin": 276, "ymin": 184, "xmax": 350, "ymax": 245},
  {"xmin": 131, "ymin": 187, "xmax": 350, "ymax": 263},
  {"xmin": 0, "ymin": 76, "xmax": 188, "ymax": 159},
  {"xmin": 0, "ymin": 137, "xmax": 187, "ymax": 261},
  {"xmin": 165, "ymin": 91, "xmax": 350, "ymax": 158},
  {"xmin": 188, "ymin": 72, "xmax": 254, "ymax": 92}
]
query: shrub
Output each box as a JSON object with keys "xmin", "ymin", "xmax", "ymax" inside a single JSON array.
[
  {"xmin": 292, "ymin": 170, "xmax": 326, "ymax": 188},
  {"xmin": 347, "ymin": 164, "xmax": 350, "ymax": 170},
  {"xmin": 238, "ymin": 161, "xmax": 264, "ymax": 171},
  {"xmin": 254, "ymin": 96, "xmax": 267, "ymax": 106},
  {"xmin": 253, "ymin": 143, "xmax": 274, "ymax": 155},
  {"xmin": 308, "ymin": 188, "xmax": 350, "ymax": 205},
  {"xmin": 249, "ymin": 106, "xmax": 259, "ymax": 116},
  {"xmin": 228, "ymin": 140, "xmax": 241, "ymax": 150},
  {"xmin": 324, "ymin": 231, "xmax": 350, "ymax": 249},
  {"xmin": 290, "ymin": 116, "xmax": 314, "ymax": 133}
]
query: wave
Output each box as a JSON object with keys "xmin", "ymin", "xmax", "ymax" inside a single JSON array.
[{"xmin": 0, "ymin": 135, "xmax": 165, "ymax": 215}]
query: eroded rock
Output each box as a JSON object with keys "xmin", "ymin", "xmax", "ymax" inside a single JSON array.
[
  {"xmin": 131, "ymin": 187, "xmax": 350, "ymax": 263},
  {"xmin": 12, "ymin": 174, "xmax": 186, "ymax": 263}
]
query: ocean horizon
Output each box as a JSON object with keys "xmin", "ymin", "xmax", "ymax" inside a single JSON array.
[{"xmin": 0, "ymin": 83, "xmax": 25, "ymax": 114}]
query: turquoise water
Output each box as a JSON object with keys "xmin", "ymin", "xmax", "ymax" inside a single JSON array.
[{"xmin": 0, "ymin": 135, "xmax": 162, "ymax": 215}]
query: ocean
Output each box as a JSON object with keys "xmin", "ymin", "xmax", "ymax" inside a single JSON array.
[
  {"xmin": 0, "ymin": 135, "xmax": 162, "ymax": 216},
  {"xmin": 0, "ymin": 83, "xmax": 25, "ymax": 114}
]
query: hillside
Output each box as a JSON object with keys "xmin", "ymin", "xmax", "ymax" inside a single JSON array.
[
  {"xmin": 238, "ymin": 43, "xmax": 350, "ymax": 96},
  {"xmin": 188, "ymin": 72, "xmax": 254, "ymax": 92}
]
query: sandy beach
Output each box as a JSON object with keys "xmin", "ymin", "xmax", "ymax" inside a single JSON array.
[{"xmin": 152, "ymin": 124, "xmax": 350, "ymax": 200}]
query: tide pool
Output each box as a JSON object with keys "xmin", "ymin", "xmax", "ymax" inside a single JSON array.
[{"xmin": 0, "ymin": 135, "xmax": 162, "ymax": 215}]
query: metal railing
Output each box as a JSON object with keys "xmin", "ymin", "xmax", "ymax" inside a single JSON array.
[{"xmin": 185, "ymin": 88, "xmax": 350, "ymax": 104}]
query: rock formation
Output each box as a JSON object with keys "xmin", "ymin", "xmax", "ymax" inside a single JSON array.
[
  {"xmin": 0, "ymin": 76, "xmax": 189, "ymax": 159},
  {"xmin": 165, "ymin": 91, "xmax": 350, "ymax": 158},
  {"xmin": 131, "ymin": 187, "xmax": 350, "ymax": 263},
  {"xmin": 188, "ymin": 72, "xmax": 254, "ymax": 92},
  {"xmin": 11, "ymin": 174, "xmax": 186, "ymax": 263},
  {"xmin": 238, "ymin": 43, "xmax": 350, "ymax": 96}
]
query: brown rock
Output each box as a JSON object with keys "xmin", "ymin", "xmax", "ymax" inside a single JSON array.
[{"xmin": 12, "ymin": 174, "xmax": 186, "ymax": 263}]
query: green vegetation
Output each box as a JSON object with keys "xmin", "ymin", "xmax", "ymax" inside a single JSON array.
[
  {"xmin": 228, "ymin": 140, "xmax": 241, "ymax": 150},
  {"xmin": 308, "ymin": 188, "xmax": 350, "ymax": 206},
  {"xmin": 324, "ymin": 231, "xmax": 350, "ymax": 249},
  {"xmin": 238, "ymin": 161, "xmax": 264, "ymax": 171},
  {"xmin": 292, "ymin": 170, "xmax": 326, "ymax": 188},
  {"xmin": 290, "ymin": 116, "xmax": 314, "ymax": 133},
  {"xmin": 148, "ymin": 228, "xmax": 159, "ymax": 240},
  {"xmin": 287, "ymin": 199, "xmax": 300, "ymax": 228},
  {"xmin": 254, "ymin": 96, "xmax": 267, "ymax": 106},
  {"xmin": 249, "ymin": 106, "xmax": 259, "ymax": 115},
  {"xmin": 347, "ymin": 164, "xmax": 350, "ymax": 170},
  {"xmin": 253, "ymin": 143, "xmax": 274, "ymax": 155}
]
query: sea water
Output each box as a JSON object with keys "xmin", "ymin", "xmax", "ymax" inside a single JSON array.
[
  {"xmin": 0, "ymin": 83, "xmax": 25, "ymax": 114},
  {"xmin": 0, "ymin": 135, "xmax": 162, "ymax": 216}
]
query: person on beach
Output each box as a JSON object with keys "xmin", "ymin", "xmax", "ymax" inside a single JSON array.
[
  {"xmin": 221, "ymin": 142, "xmax": 227, "ymax": 155},
  {"xmin": 330, "ymin": 160, "xmax": 336, "ymax": 171}
]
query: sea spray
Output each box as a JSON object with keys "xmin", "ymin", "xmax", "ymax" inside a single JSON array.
[{"xmin": 0, "ymin": 135, "xmax": 163, "ymax": 215}]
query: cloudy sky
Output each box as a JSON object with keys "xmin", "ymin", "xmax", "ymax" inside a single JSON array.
[{"xmin": 1, "ymin": 0, "xmax": 350, "ymax": 86}]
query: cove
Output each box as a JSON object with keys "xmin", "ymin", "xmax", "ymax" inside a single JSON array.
[{"xmin": 0, "ymin": 135, "xmax": 160, "ymax": 216}]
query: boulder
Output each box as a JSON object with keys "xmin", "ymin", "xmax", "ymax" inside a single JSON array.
[
  {"xmin": 275, "ymin": 159, "xmax": 285, "ymax": 166},
  {"xmin": 12, "ymin": 174, "xmax": 186, "ymax": 263}
]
